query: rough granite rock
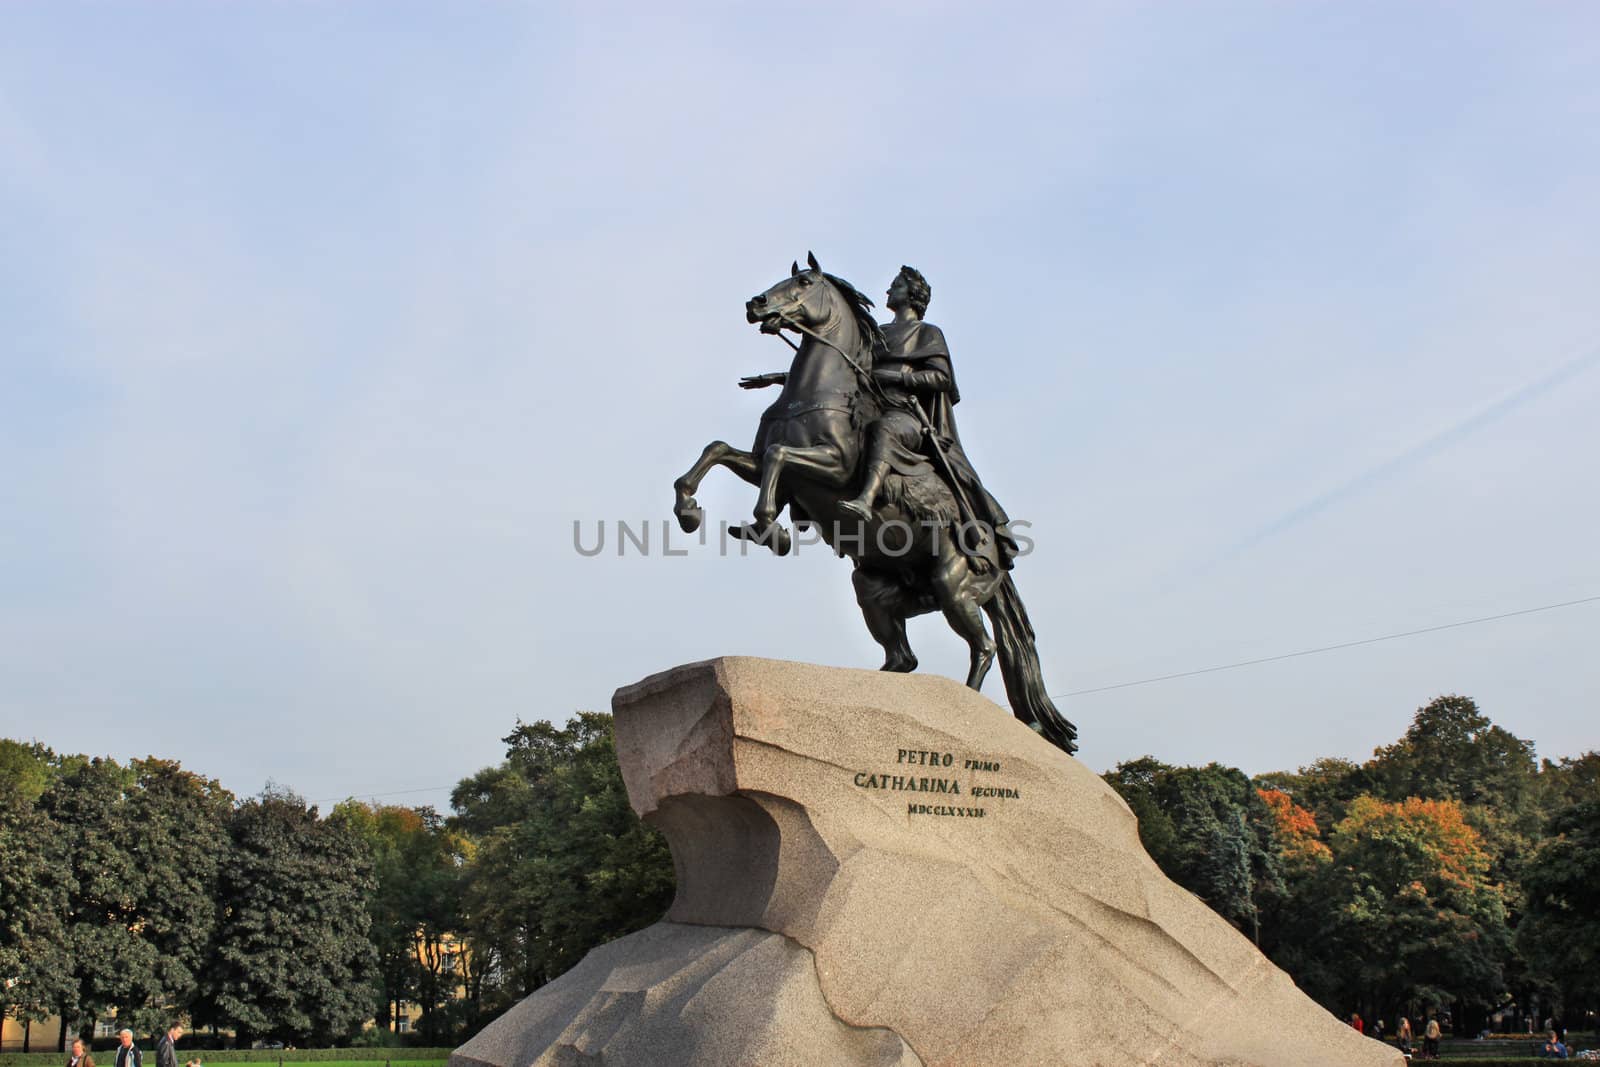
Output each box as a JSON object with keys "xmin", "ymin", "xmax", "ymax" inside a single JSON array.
[{"xmin": 453, "ymin": 657, "xmax": 1402, "ymax": 1067}]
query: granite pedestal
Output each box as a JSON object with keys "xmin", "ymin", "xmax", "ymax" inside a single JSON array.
[{"xmin": 452, "ymin": 657, "xmax": 1401, "ymax": 1067}]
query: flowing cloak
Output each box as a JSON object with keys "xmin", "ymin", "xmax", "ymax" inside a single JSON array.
[{"xmin": 876, "ymin": 319, "xmax": 1017, "ymax": 566}]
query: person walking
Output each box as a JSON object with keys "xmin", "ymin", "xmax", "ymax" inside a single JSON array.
[
  {"xmin": 113, "ymin": 1030, "xmax": 141, "ymax": 1067},
  {"xmin": 154, "ymin": 1023, "xmax": 197, "ymax": 1067},
  {"xmin": 1424, "ymin": 1014, "xmax": 1442, "ymax": 1059},
  {"xmin": 67, "ymin": 1037, "xmax": 95, "ymax": 1067},
  {"xmin": 1397, "ymin": 1016, "xmax": 1413, "ymax": 1051}
]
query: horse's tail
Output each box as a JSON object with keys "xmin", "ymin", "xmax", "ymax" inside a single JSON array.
[{"xmin": 983, "ymin": 575, "xmax": 1078, "ymax": 755}]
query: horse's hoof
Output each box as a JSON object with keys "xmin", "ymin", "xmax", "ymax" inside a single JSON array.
[
  {"xmin": 675, "ymin": 502, "xmax": 703, "ymax": 534},
  {"xmin": 880, "ymin": 654, "xmax": 918, "ymax": 673},
  {"xmin": 766, "ymin": 525, "xmax": 792, "ymax": 556}
]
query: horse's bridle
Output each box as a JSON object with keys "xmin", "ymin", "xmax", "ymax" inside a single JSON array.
[{"xmin": 766, "ymin": 281, "xmax": 886, "ymax": 405}]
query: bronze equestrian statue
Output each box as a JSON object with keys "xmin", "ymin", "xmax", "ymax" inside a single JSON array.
[{"xmin": 672, "ymin": 254, "xmax": 1077, "ymax": 754}]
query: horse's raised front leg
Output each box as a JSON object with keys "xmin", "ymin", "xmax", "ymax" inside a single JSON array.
[
  {"xmin": 743, "ymin": 442, "xmax": 852, "ymax": 557},
  {"xmin": 674, "ymin": 440, "xmax": 760, "ymax": 533},
  {"xmin": 753, "ymin": 443, "xmax": 851, "ymax": 524}
]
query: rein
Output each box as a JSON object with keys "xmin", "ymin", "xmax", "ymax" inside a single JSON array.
[{"xmin": 771, "ymin": 309, "xmax": 886, "ymax": 405}]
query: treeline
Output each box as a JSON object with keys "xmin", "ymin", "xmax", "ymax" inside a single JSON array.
[
  {"xmin": 5, "ymin": 696, "xmax": 1594, "ymax": 1050},
  {"xmin": 1103, "ymin": 695, "xmax": 1599, "ymax": 1034},
  {"xmin": 0, "ymin": 713, "xmax": 672, "ymax": 1050},
  {"xmin": 0, "ymin": 754, "xmax": 378, "ymax": 1049}
]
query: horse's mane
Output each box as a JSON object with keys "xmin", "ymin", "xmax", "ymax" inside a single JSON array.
[{"xmin": 822, "ymin": 272, "xmax": 887, "ymax": 360}]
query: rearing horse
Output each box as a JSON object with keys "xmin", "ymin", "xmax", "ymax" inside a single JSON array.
[{"xmin": 672, "ymin": 254, "xmax": 1078, "ymax": 755}]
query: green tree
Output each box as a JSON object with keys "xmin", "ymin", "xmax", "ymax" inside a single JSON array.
[
  {"xmin": 1368, "ymin": 696, "xmax": 1537, "ymax": 808},
  {"xmin": 452, "ymin": 713, "xmax": 674, "ymax": 1010},
  {"xmin": 407, "ymin": 823, "xmax": 468, "ymax": 1044},
  {"xmin": 1367, "ymin": 695, "xmax": 1540, "ymax": 882},
  {"xmin": 333, "ymin": 803, "xmax": 424, "ymax": 1035},
  {"xmin": 1101, "ymin": 757, "xmax": 1179, "ymax": 870},
  {"xmin": 1517, "ymin": 799, "xmax": 1600, "ymax": 1023},
  {"xmin": 125, "ymin": 759, "xmax": 233, "ymax": 1025},
  {"xmin": 205, "ymin": 788, "xmax": 377, "ymax": 1045},
  {"xmin": 333, "ymin": 802, "xmax": 468, "ymax": 1042},
  {"xmin": 1538, "ymin": 752, "xmax": 1600, "ymax": 812},
  {"xmin": 0, "ymin": 776, "xmax": 73, "ymax": 1051},
  {"xmin": 38, "ymin": 757, "xmax": 158, "ymax": 1038},
  {"xmin": 1104, "ymin": 759, "xmax": 1282, "ymax": 942},
  {"xmin": 0, "ymin": 741, "xmax": 59, "ymax": 806},
  {"xmin": 34, "ymin": 755, "xmax": 232, "ymax": 1038}
]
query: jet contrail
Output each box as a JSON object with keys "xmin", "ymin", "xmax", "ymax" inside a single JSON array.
[{"xmin": 1211, "ymin": 343, "xmax": 1600, "ymax": 567}]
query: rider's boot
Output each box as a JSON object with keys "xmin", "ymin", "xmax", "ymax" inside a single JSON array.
[{"xmin": 839, "ymin": 458, "xmax": 890, "ymax": 521}]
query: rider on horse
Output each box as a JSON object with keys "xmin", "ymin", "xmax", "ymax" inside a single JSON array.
[{"xmin": 838, "ymin": 266, "xmax": 1020, "ymax": 572}]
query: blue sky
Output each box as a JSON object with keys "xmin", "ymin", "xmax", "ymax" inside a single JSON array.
[{"xmin": 3, "ymin": 2, "xmax": 1596, "ymax": 810}]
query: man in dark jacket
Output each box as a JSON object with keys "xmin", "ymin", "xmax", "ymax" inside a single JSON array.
[{"xmin": 155, "ymin": 1023, "xmax": 190, "ymax": 1067}]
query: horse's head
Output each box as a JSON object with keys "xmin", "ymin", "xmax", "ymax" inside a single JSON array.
[
  {"xmin": 745, "ymin": 251, "xmax": 844, "ymax": 334},
  {"xmin": 746, "ymin": 252, "xmax": 885, "ymax": 364}
]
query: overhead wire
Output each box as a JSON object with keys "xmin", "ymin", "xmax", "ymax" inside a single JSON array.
[
  {"xmin": 1055, "ymin": 594, "xmax": 1600, "ymax": 699},
  {"xmin": 309, "ymin": 594, "xmax": 1599, "ymax": 805}
]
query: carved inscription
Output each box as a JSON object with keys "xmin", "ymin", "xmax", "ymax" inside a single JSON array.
[
  {"xmin": 853, "ymin": 772, "xmax": 962, "ymax": 794},
  {"xmin": 851, "ymin": 747, "xmax": 1021, "ymax": 818},
  {"xmin": 907, "ymin": 803, "xmax": 986, "ymax": 817}
]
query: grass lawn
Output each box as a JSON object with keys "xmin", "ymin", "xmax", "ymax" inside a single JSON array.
[
  {"xmin": 211, "ymin": 1061, "xmax": 444, "ymax": 1067},
  {"xmin": 1, "ymin": 1055, "xmax": 451, "ymax": 1067}
]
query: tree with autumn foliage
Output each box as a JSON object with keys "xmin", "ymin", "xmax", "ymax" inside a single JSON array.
[
  {"xmin": 1117, "ymin": 694, "xmax": 1595, "ymax": 1031},
  {"xmin": 1328, "ymin": 796, "xmax": 1510, "ymax": 1011},
  {"xmin": 1257, "ymin": 788, "xmax": 1332, "ymax": 872},
  {"xmin": 1365, "ymin": 695, "xmax": 1542, "ymax": 894},
  {"xmin": 1252, "ymin": 786, "xmax": 1337, "ymax": 1002},
  {"xmin": 1253, "ymin": 792, "xmax": 1511, "ymax": 1025},
  {"xmin": 1255, "ymin": 756, "xmax": 1373, "ymax": 837}
]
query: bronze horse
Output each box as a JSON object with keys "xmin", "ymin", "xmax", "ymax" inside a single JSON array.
[{"xmin": 672, "ymin": 254, "xmax": 1077, "ymax": 754}]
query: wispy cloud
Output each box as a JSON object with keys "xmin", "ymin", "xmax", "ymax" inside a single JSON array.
[{"xmin": 1194, "ymin": 344, "xmax": 1600, "ymax": 572}]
